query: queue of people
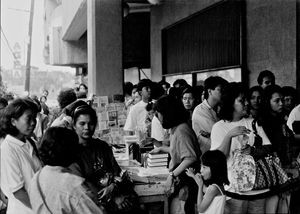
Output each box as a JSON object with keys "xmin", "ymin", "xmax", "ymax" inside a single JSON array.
[{"xmin": 1, "ymin": 70, "xmax": 300, "ymax": 214}]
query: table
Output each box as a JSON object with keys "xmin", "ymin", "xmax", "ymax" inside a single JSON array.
[
  {"xmin": 134, "ymin": 182, "xmax": 168, "ymax": 214},
  {"xmin": 117, "ymin": 160, "xmax": 169, "ymax": 214}
]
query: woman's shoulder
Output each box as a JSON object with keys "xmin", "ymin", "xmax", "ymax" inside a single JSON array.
[{"xmin": 207, "ymin": 184, "xmax": 224, "ymax": 196}]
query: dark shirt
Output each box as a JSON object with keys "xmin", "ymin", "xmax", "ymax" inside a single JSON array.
[{"xmin": 77, "ymin": 139, "xmax": 121, "ymax": 188}]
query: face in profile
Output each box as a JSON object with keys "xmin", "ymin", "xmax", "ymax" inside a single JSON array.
[
  {"xmin": 270, "ymin": 92, "xmax": 283, "ymax": 114},
  {"xmin": 261, "ymin": 76, "xmax": 273, "ymax": 89},
  {"xmin": 11, "ymin": 109, "xmax": 37, "ymax": 138},
  {"xmin": 233, "ymin": 94, "xmax": 249, "ymax": 118}
]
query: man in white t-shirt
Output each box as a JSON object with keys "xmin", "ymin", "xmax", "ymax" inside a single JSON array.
[{"xmin": 124, "ymin": 79, "xmax": 152, "ymax": 136}]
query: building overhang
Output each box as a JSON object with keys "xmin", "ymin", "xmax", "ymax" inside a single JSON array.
[{"xmin": 62, "ymin": 0, "xmax": 87, "ymax": 41}]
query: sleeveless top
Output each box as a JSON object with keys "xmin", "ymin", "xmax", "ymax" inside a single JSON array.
[{"xmin": 199, "ymin": 184, "xmax": 226, "ymax": 214}]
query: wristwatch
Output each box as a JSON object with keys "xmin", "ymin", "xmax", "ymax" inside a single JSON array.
[{"xmin": 169, "ymin": 171, "xmax": 176, "ymax": 179}]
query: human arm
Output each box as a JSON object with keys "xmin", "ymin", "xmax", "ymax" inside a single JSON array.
[
  {"xmin": 197, "ymin": 185, "xmax": 220, "ymax": 213},
  {"xmin": 213, "ymin": 125, "xmax": 250, "ymax": 156},
  {"xmin": 150, "ymin": 146, "xmax": 170, "ymax": 154},
  {"xmin": 164, "ymin": 158, "xmax": 195, "ymax": 196},
  {"xmin": 13, "ymin": 187, "xmax": 31, "ymax": 209}
]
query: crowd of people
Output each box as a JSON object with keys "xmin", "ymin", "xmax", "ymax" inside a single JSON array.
[{"xmin": 0, "ymin": 70, "xmax": 300, "ymax": 214}]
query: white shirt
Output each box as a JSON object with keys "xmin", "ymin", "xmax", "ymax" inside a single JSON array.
[
  {"xmin": 124, "ymin": 100, "xmax": 148, "ymax": 132},
  {"xmin": 29, "ymin": 166, "xmax": 103, "ymax": 214},
  {"xmin": 151, "ymin": 115, "xmax": 165, "ymax": 141},
  {"xmin": 210, "ymin": 118, "xmax": 271, "ymax": 191},
  {"xmin": 1, "ymin": 135, "xmax": 42, "ymax": 214},
  {"xmin": 287, "ymin": 104, "xmax": 300, "ymax": 133},
  {"xmin": 192, "ymin": 100, "xmax": 219, "ymax": 153}
]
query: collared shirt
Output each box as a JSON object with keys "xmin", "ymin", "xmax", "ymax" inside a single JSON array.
[
  {"xmin": 192, "ymin": 100, "xmax": 219, "ymax": 153},
  {"xmin": 29, "ymin": 166, "xmax": 104, "ymax": 214},
  {"xmin": 1, "ymin": 135, "xmax": 42, "ymax": 214},
  {"xmin": 124, "ymin": 100, "xmax": 148, "ymax": 132}
]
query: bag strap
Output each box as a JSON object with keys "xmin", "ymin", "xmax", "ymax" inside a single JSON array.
[
  {"xmin": 36, "ymin": 170, "xmax": 53, "ymax": 214},
  {"xmin": 252, "ymin": 119, "xmax": 258, "ymax": 134},
  {"xmin": 211, "ymin": 184, "xmax": 224, "ymax": 196}
]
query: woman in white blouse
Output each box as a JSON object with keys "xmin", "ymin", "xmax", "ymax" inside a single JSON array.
[
  {"xmin": 0, "ymin": 98, "xmax": 42, "ymax": 214},
  {"xmin": 210, "ymin": 83, "xmax": 273, "ymax": 214}
]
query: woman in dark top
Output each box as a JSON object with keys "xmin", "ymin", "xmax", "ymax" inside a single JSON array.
[
  {"xmin": 261, "ymin": 85, "xmax": 296, "ymax": 168},
  {"xmin": 71, "ymin": 105, "xmax": 138, "ymax": 213}
]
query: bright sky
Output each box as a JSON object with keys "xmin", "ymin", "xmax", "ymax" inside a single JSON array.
[{"xmin": 0, "ymin": 0, "xmax": 75, "ymax": 72}]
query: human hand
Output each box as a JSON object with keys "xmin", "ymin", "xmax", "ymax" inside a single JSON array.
[
  {"xmin": 193, "ymin": 173, "xmax": 203, "ymax": 187},
  {"xmin": 114, "ymin": 195, "xmax": 133, "ymax": 211},
  {"xmin": 185, "ymin": 168, "xmax": 196, "ymax": 178},
  {"xmin": 228, "ymin": 126, "xmax": 250, "ymax": 138},
  {"xmin": 164, "ymin": 175, "xmax": 174, "ymax": 197},
  {"xmin": 149, "ymin": 147, "xmax": 161, "ymax": 154},
  {"xmin": 97, "ymin": 183, "xmax": 116, "ymax": 202}
]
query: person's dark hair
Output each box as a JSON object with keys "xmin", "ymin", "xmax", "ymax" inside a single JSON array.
[
  {"xmin": 39, "ymin": 127, "xmax": 79, "ymax": 167},
  {"xmin": 79, "ymin": 83, "xmax": 88, "ymax": 90},
  {"xmin": 39, "ymin": 95, "xmax": 47, "ymax": 102},
  {"xmin": 137, "ymin": 79, "xmax": 152, "ymax": 92},
  {"xmin": 282, "ymin": 86, "xmax": 298, "ymax": 103},
  {"xmin": 153, "ymin": 95, "xmax": 189, "ymax": 129},
  {"xmin": 158, "ymin": 79, "xmax": 170, "ymax": 89},
  {"xmin": 30, "ymin": 96, "xmax": 42, "ymax": 112},
  {"xmin": 0, "ymin": 98, "xmax": 38, "ymax": 136},
  {"xmin": 173, "ymin": 79, "xmax": 188, "ymax": 88},
  {"xmin": 219, "ymin": 82, "xmax": 248, "ymax": 121},
  {"xmin": 3, "ymin": 93, "xmax": 14, "ymax": 102},
  {"xmin": 193, "ymin": 85, "xmax": 204, "ymax": 104},
  {"xmin": 262, "ymin": 84, "xmax": 282, "ymax": 113},
  {"xmin": 76, "ymin": 91, "xmax": 87, "ymax": 99},
  {"xmin": 124, "ymin": 82, "xmax": 134, "ymax": 96},
  {"xmin": 151, "ymin": 82, "xmax": 165, "ymax": 100},
  {"xmin": 204, "ymin": 76, "xmax": 228, "ymax": 100},
  {"xmin": 0, "ymin": 97, "xmax": 8, "ymax": 109},
  {"xmin": 201, "ymin": 150, "xmax": 229, "ymax": 186},
  {"xmin": 168, "ymin": 87, "xmax": 184, "ymax": 101},
  {"xmin": 72, "ymin": 105, "xmax": 98, "ymax": 127},
  {"xmin": 57, "ymin": 88, "xmax": 77, "ymax": 109},
  {"xmin": 257, "ymin": 70, "xmax": 275, "ymax": 85},
  {"xmin": 63, "ymin": 100, "xmax": 89, "ymax": 117}
]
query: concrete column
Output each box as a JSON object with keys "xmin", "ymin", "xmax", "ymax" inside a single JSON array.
[{"xmin": 87, "ymin": 0, "xmax": 123, "ymax": 96}]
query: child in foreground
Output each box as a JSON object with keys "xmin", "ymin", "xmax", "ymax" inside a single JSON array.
[{"xmin": 186, "ymin": 150, "xmax": 229, "ymax": 214}]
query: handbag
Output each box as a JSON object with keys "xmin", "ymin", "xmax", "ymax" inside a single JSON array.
[
  {"xmin": 251, "ymin": 120, "xmax": 290, "ymax": 190},
  {"xmin": 231, "ymin": 150, "xmax": 256, "ymax": 192}
]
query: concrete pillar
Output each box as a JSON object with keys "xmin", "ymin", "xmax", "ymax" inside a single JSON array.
[{"xmin": 87, "ymin": 0, "xmax": 123, "ymax": 96}]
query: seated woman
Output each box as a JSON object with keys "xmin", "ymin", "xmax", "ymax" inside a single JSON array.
[
  {"xmin": 29, "ymin": 127, "xmax": 104, "ymax": 214},
  {"xmin": 210, "ymin": 83, "xmax": 273, "ymax": 214},
  {"xmin": 0, "ymin": 98, "xmax": 42, "ymax": 214},
  {"xmin": 71, "ymin": 105, "xmax": 139, "ymax": 213},
  {"xmin": 151, "ymin": 95, "xmax": 201, "ymax": 214}
]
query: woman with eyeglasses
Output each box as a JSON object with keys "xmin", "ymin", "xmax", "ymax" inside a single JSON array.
[
  {"xmin": 71, "ymin": 105, "xmax": 139, "ymax": 213},
  {"xmin": 0, "ymin": 98, "xmax": 42, "ymax": 214}
]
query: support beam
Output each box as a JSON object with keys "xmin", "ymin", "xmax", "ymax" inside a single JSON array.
[{"xmin": 87, "ymin": 0, "xmax": 123, "ymax": 96}]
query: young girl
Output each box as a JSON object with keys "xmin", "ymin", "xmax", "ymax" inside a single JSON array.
[{"xmin": 186, "ymin": 150, "xmax": 229, "ymax": 214}]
